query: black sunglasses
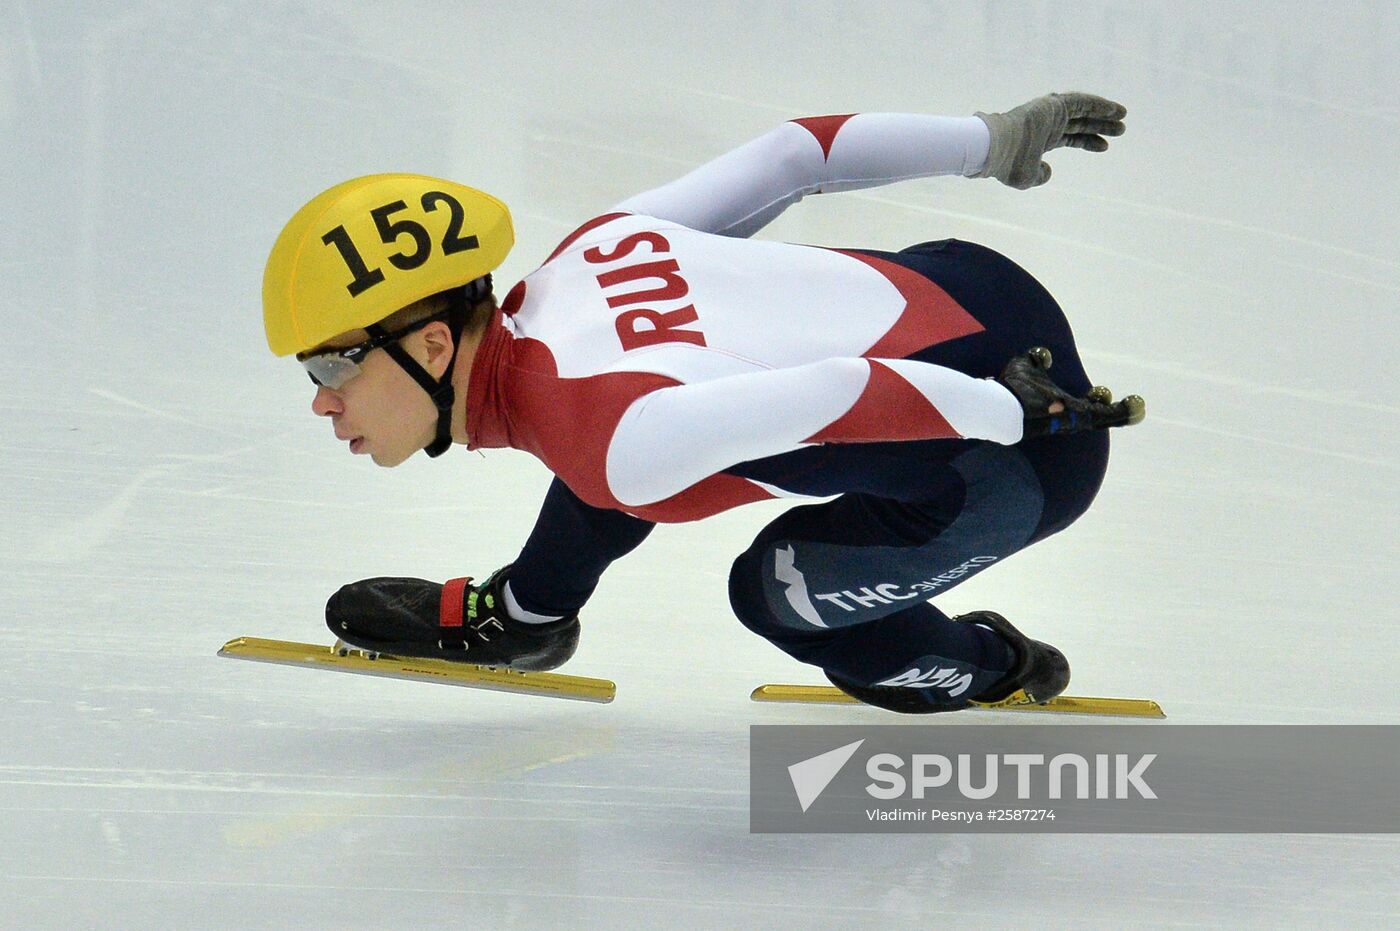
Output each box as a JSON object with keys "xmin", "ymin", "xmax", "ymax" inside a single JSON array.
[{"xmin": 297, "ymin": 312, "xmax": 449, "ymax": 389}]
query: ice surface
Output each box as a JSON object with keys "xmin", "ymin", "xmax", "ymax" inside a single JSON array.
[{"xmin": 3, "ymin": 1, "xmax": 1398, "ymax": 927}]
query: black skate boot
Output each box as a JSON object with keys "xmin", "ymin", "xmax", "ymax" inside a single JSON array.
[
  {"xmin": 998, "ymin": 346, "xmax": 1145, "ymax": 438},
  {"xmin": 823, "ymin": 668, "xmax": 973, "ymax": 714},
  {"xmin": 961, "ymin": 610, "xmax": 1070, "ymax": 709},
  {"xmin": 823, "ymin": 610, "xmax": 1069, "ymax": 714},
  {"xmin": 325, "ymin": 566, "xmax": 579, "ymax": 671}
]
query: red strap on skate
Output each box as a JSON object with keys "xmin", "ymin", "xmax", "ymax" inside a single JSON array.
[{"xmin": 440, "ymin": 577, "xmax": 471, "ymax": 629}]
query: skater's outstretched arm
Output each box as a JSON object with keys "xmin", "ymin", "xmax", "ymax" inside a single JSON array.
[
  {"xmin": 604, "ymin": 357, "xmax": 1024, "ymax": 508},
  {"xmin": 612, "ymin": 113, "xmax": 989, "ymax": 238},
  {"xmin": 506, "ymin": 476, "xmax": 656, "ymax": 619},
  {"xmin": 611, "ymin": 92, "xmax": 1125, "ymax": 237}
]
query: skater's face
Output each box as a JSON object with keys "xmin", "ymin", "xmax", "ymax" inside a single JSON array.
[{"xmin": 306, "ymin": 323, "xmax": 453, "ymax": 467}]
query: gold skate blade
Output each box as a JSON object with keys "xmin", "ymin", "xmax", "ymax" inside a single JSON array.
[
  {"xmin": 750, "ymin": 684, "xmax": 1164, "ymax": 718},
  {"xmin": 219, "ymin": 637, "xmax": 615, "ymax": 703}
]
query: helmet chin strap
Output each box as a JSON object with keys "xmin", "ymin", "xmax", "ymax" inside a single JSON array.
[{"xmin": 370, "ymin": 284, "xmax": 475, "ymax": 459}]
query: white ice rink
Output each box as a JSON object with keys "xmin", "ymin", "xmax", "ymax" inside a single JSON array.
[{"xmin": 4, "ymin": 1, "xmax": 1399, "ymax": 927}]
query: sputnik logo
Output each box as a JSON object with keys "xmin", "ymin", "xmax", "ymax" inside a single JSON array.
[{"xmin": 788, "ymin": 739, "xmax": 865, "ymax": 812}]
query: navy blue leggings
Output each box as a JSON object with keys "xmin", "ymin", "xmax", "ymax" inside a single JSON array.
[{"xmin": 726, "ymin": 240, "xmax": 1109, "ymax": 708}]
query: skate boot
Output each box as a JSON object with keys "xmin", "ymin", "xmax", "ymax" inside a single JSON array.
[
  {"xmin": 325, "ymin": 566, "xmax": 579, "ymax": 671},
  {"xmin": 998, "ymin": 346, "xmax": 1145, "ymax": 438},
  {"xmin": 961, "ymin": 610, "xmax": 1070, "ymax": 709},
  {"xmin": 823, "ymin": 667, "xmax": 972, "ymax": 714},
  {"xmin": 822, "ymin": 610, "xmax": 1069, "ymax": 714}
]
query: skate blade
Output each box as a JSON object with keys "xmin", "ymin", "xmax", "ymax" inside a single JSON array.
[
  {"xmin": 751, "ymin": 684, "xmax": 1164, "ymax": 718},
  {"xmin": 219, "ymin": 637, "xmax": 616, "ymax": 703}
]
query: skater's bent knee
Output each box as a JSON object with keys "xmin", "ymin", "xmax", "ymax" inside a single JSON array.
[{"xmin": 727, "ymin": 548, "xmax": 773, "ymax": 636}]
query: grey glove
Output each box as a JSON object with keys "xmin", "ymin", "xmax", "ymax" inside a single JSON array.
[{"xmin": 974, "ymin": 92, "xmax": 1127, "ymax": 190}]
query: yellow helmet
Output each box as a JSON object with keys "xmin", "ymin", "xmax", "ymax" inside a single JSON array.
[{"xmin": 262, "ymin": 174, "xmax": 514, "ymax": 356}]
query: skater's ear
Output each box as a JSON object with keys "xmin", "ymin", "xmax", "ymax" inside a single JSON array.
[{"xmin": 416, "ymin": 319, "xmax": 457, "ymax": 378}]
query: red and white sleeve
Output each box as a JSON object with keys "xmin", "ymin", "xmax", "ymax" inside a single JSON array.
[
  {"xmin": 612, "ymin": 113, "xmax": 990, "ymax": 238},
  {"xmin": 603, "ymin": 357, "xmax": 1023, "ymax": 508}
]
